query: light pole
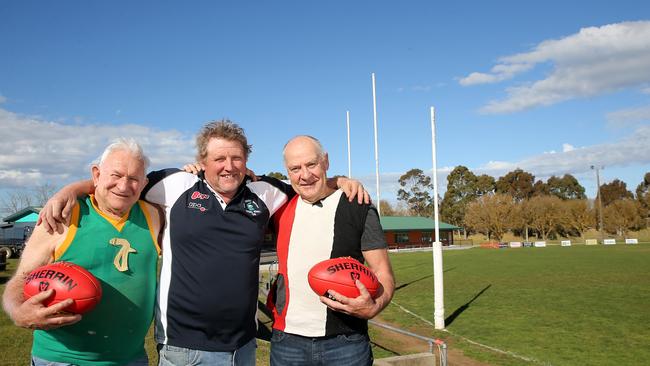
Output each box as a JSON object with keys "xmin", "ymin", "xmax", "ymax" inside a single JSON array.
[{"xmin": 591, "ymin": 165, "xmax": 605, "ymax": 241}]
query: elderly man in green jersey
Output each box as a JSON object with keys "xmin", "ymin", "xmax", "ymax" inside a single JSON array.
[{"xmin": 2, "ymin": 138, "xmax": 162, "ymax": 366}]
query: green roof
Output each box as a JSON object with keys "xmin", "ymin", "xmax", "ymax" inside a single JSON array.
[
  {"xmin": 379, "ymin": 216, "xmax": 461, "ymax": 231},
  {"xmin": 3, "ymin": 206, "xmax": 41, "ymax": 223}
]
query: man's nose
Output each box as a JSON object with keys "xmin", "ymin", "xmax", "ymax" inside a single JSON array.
[
  {"xmin": 224, "ymin": 158, "xmax": 234, "ymax": 171},
  {"xmin": 300, "ymin": 166, "xmax": 311, "ymax": 179},
  {"xmin": 116, "ymin": 177, "xmax": 129, "ymax": 191}
]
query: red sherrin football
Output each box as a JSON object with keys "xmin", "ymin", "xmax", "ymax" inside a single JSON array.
[
  {"xmin": 23, "ymin": 262, "xmax": 102, "ymax": 314},
  {"xmin": 308, "ymin": 257, "xmax": 381, "ymax": 299}
]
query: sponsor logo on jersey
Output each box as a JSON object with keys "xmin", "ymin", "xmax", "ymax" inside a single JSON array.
[
  {"xmin": 191, "ymin": 191, "xmax": 210, "ymax": 200},
  {"xmin": 188, "ymin": 202, "xmax": 207, "ymax": 212},
  {"xmin": 244, "ymin": 199, "xmax": 261, "ymax": 216}
]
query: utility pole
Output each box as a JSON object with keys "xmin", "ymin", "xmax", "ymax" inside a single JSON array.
[{"xmin": 591, "ymin": 165, "xmax": 605, "ymax": 241}]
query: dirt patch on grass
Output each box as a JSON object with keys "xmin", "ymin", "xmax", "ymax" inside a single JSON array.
[{"xmin": 370, "ymin": 319, "xmax": 491, "ymax": 366}]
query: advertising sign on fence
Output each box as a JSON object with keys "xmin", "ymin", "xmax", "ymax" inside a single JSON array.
[
  {"xmin": 585, "ymin": 239, "xmax": 598, "ymax": 245},
  {"xmin": 509, "ymin": 241, "xmax": 522, "ymax": 248},
  {"xmin": 625, "ymin": 238, "xmax": 638, "ymax": 244},
  {"xmin": 561, "ymin": 240, "xmax": 571, "ymax": 247},
  {"xmin": 534, "ymin": 241, "xmax": 547, "ymax": 247},
  {"xmin": 603, "ymin": 239, "xmax": 616, "ymax": 245}
]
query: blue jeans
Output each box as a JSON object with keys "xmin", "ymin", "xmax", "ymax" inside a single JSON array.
[
  {"xmin": 270, "ymin": 329, "xmax": 373, "ymax": 366},
  {"xmin": 157, "ymin": 338, "xmax": 256, "ymax": 366},
  {"xmin": 31, "ymin": 354, "xmax": 148, "ymax": 366}
]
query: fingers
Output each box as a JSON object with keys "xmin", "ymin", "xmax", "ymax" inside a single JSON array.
[
  {"xmin": 51, "ymin": 199, "xmax": 65, "ymax": 222},
  {"xmin": 346, "ymin": 184, "xmax": 357, "ymax": 202},
  {"xmin": 363, "ymin": 189, "xmax": 371, "ymax": 204},
  {"xmin": 246, "ymin": 168, "xmax": 258, "ymax": 181},
  {"xmin": 44, "ymin": 298, "xmax": 74, "ymax": 314},
  {"xmin": 61, "ymin": 200, "xmax": 73, "ymax": 221},
  {"xmin": 182, "ymin": 164, "xmax": 196, "ymax": 174},
  {"xmin": 355, "ymin": 280, "xmax": 371, "ymax": 297},
  {"xmin": 26, "ymin": 289, "xmax": 55, "ymax": 305}
]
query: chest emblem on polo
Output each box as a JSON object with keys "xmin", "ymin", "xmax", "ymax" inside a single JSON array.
[
  {"xmin": 110, "ymin": 238, "xmax": 137, "ymax": 272},
  {"xmin": 244, "ymin": 199, "xmax": 262, "ymax": 216}
]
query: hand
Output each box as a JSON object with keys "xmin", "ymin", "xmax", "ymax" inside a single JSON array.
[
  {"xmin": 319, "ymin": 280, "xmax": 381, "ymax": 319},
  {"xmin": 338, "ymin": 178, "xmax": 371, "ymax": 204},
  {"xmin": 10, "ymin": 290, "xmax": 82, "ymax": 330},
  {"xmin": 246, "ymin": 168, "xmax": 258, "ymax": 182},
  {"xmin": 37, "ymin": 189, "xmax": 77, "ymax": 234},
  {"xmin": 182, "ymin": 163, "xmax": 203, "ymax": 175}
]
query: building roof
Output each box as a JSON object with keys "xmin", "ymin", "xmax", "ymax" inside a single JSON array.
[
  {"xmin": 3, "ymin": 206, "xmax": 42, "ymax": 223},
  {"xmin": 379, "ymin": 216, "xmax": 461, "ymax": 231}
]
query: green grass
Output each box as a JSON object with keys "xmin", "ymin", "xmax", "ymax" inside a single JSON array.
[
  {"xmin": 381, "ymin": 244, "xmax": 650, "ymax": 365},
  {"xmin": 3, "ymin": 245, "xmax": 649, "ymax": 365}
]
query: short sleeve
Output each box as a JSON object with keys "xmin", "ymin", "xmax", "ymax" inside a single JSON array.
[{"xmin": 360, "ymin": 207, "xmax": 388, "ymax": 251}]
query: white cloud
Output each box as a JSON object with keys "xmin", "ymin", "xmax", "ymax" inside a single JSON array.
[
  {"xmin": 0, "ymin": 107, "xmax": 195, "ymax": 188},
  {"xmin": 473, "ymin": 126, "xmax": 650, "ymax": 181},
  {"xmin": 606, "ymin": 105, "xmax": 650, "ymax": 127},
  {"xmin": 459, "ymin": 21, "xmax": 650, "ymax": 113},
  {"xmin": 0, "ymin": 95, "xmax": 6, "ymax": 104},
  {"xmin": 562, "ymin": 143, "xmax": 576, "ymax": 152}
]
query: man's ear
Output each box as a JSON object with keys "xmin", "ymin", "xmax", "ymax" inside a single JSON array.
[
  {"xmin": 322, "ymin": 153, "xmax": 329, "ymax": 171},
  {"xmin": 91, "ymin": 165, "xmax": 100, "ymax": 186}
]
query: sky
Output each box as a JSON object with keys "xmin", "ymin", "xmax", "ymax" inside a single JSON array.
[{"xmin": 1, "ymin": 0, "xmax": 650, "ymax": 215}]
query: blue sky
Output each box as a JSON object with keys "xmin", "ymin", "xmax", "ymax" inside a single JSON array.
[{"xmin": 1, "ymin": 0, "xmax": 650, "ymax": 211}]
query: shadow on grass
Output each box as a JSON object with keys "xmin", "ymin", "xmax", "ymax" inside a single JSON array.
[
  {"xmin": 395, "ymin": 267, "xmax": 455, "ymax": 292},
  {"xmin": 445, "ymin": 284, "xmax": 491, "ymax": 327}
]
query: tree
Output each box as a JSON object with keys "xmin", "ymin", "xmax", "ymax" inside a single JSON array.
[
  {"xmin": 1, "ymin": 183, "xmax": 59, "ymax": 215},
  {"xmin": 379, "ymin": 200, "xmax": 409, "ymax": 216},
  {"xmin": 561, "ymin": 199, "xmax": 594, "ymax": 238},
  {"xmin": 33, "ymin": 183, "xmax": 58, "ymax": 206},
  {"xmin": 603, "ymin": 199, "xmax": 643, "ymax": 236},
  {"xmin": 475, "ymin": 174, "xmax": 496, "ymax": 196},
  {"xmin": 267, "ymin": 171, "xmax": 288, "ymax": 180},
  {"xmin": 440, "ymin": 166, "xmax": 478, "ymax": 230},
  {"xmin": 463, "ymin": 193, "xmax": 515, "ymax": 241},
  {"xmin": 635, "ymin": 172, "xmax": 650, "ymax": 219},
  {"xmin": 599, "ymin": 179, "xmax": 633, "ymax": 207},
  {"xmin": 526, "ymin": 195, "xmax": 564, "ymax": 240},
  {"xmin": 546, "ymin": 174, "xmax": 586, "ymax": 200},
  {"xmin": 1, "ymin": 190, "xmax": 34, "ymax": 214},
  {"xmin": 495, "ymin": 169, "xmax": 535, "ymax": 201},
  {"xmin": 397, "ymin": 168, "xmax": 433, "ymax": 217},
  {"xmin": 532, "ymin": 180, "xmax": 549, "ymax": 197}
]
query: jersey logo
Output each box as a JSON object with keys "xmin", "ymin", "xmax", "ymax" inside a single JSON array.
[
  {"xmin": 188, "ymin": 202, "xmax": 207, "ymax": 212},
  {"xmin": 244, "ymin": 199, "xmax": 261, "ymax": 216},
  {"xmin": 110, "ymin": 238, "xmax": 137, "ymax": 272},
  {"xmin": 191, "ymin": 191, "xmax": 210, "ymax": 200}
]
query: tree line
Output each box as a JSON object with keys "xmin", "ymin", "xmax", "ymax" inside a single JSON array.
[{"xmin": 388, "ymin": 167, "xmax": 650, "ymax": 241}]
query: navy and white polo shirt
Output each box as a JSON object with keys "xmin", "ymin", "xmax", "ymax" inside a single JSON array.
[
  {"xmin": 269, "ymin": 189, "xmax": 387, "ymax": 337},
  {"xmin": 142, "ymin": 169, "xmax": 292, "ymax": 351}
]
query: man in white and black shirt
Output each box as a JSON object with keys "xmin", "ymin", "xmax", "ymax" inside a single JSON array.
[{"xmin": 268, "ymin": 136, "xmax": 395, "ymax": 366}]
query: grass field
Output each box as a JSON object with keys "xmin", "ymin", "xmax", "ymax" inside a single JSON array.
[
  {"xmin": 2, "ymin": 244, "xmax": 649, "ymax": 365},
  {"xmin": 381, "ymin": 244, "xmax": 650, "ymax": 365}
]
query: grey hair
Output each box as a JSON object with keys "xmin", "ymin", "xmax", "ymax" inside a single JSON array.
[
  {"xmin": 98, "ymin": 138, "xmax": 150, "ymax": 171},
  {"xmin": 282, "ymin": 135, "xmax": 326, "ymax": 162}
]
